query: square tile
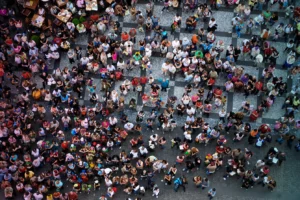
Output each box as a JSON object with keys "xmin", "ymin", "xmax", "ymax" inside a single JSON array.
[
  {"xmin": 262, "ymin": 97, "xmax": 285, "ymax": 119},
  {"xmin": 149, "ymin": 57, "xmax": 167, "ymax": 78},
  {"xmin": 153, "ymin": 5, "xmax": 178, "ymax": 26},
  {"xmin": 213, "ymin": 11, "xmax": 234, "ymax": 33},
  {"xmin": 75, "ymin": 34, "xmax": 89, "ymax": 45},
  {"xmin": 273, "ymin": 68, "xmax": 287, "ymax": 82},
  {"xmin": 169, "ymin": 81, "xmax": 175, "ymax": 86},
  {"xmin": 232, "ymin": 93, "xmax": 257, "ymax": 113},
  {"xmin": 240, "ymin": 65, "xmax": 259, "ymax": 79},
  {"xmin": 270, "ymin": 41, "xmax": 286, "ymax": 64}
]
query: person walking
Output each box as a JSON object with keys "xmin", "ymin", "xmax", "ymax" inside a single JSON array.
[{"xmin": 208, "ymin": 188, "xmax": 216, "ymax": 199}]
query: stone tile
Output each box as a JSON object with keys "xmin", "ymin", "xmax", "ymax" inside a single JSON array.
[
  {"xmin": 240, "ymin": 65, "xmax": 260, "ymax": 79},
  {"xmin": 270, "ymin": 41, "xmax": 286, "ymax": 64},
  {"xmin": 169, "ymin": 80, "xmax": 175, "ymax": 86},
  {"xmin": 179, "ymin": 32, "xmax": 194, "ymax": 43},
  {"xmin": 269, "ymin": 3, "xmax": 282, "ymax": 12},
  {"xmin": 75, "ymin": 33, "xmax": 89, "ymax": 45},
  {"xmin": 59, "ymin": 52, "xmax": 73, "ymax": 70},
  {"xmin": 262, "ymin": 97, "xmax": 285, "ymax": 119},
  {"xmin": 173, "ymin": 73, "xmax": 185, "ymax": 82},
  {"xmin": 214, "ymin": 72, "xmax": 226, "ymax": 87},
  {"xmin": 173, "ymin": 86, "xmax": 185, "ymax": 101},
  {"xmin": 232, "ymin": 93, "xmax": 257, "ymax": 113},
  {"xmin": 292, "ymin": 74, "xmax": 300, "ymax": 86},
  {"xmin": 273, "ymin": 68, "xmax": 287, "ymax": 82},
  {"xmin": 213, "ymin": 11, "xmax": 234, "ymax": 33},
  {"xmin": 240, "ymin": 14, "xmax": 262, "ymax": 36},
  {"xmin": 153, "ymin": 5, "xmax": 178, "ymax": 27},
  {"xmin": 149, "ymin": 57, "xmax": 167, "ymax": 79},
  {"xmin": 123, "ymin": 64, "xmax": 141, "ymax": 77}
]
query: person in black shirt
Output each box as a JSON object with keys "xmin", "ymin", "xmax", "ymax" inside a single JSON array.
[
  {"xmin": 269, "ymin": 12, "xmax": 278, "ymax": 26},
  {"xmin": 39, "ymin": 72, "xmax": 48, "ymax": 89},
  {"xmin": 233, "ymin": 46, "xmax": 241, "ymax": 62}
]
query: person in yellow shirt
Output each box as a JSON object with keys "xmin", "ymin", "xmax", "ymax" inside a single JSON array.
[{"xmin": 24, "ymin": 170, "xmax": 34, "ymax": 180}]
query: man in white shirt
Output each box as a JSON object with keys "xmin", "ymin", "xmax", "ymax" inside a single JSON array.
[
  {"xmin": 139, "ymin": 146, "xmax": 148, "ymax": 158},
  {"xmin": 80, "ymin": 56, "xmax": 89, "ymax": 67},
  {"xmin": 62, "ymin": 115, "xmax": 71, "ymax": 125},
  {"xmin": 107, "ymin": 64, "xmax": 116, "ymax": 72},
  {"xmin": 150, "ymin": 134, "xmax": 158, "ymax": 143},
  {"xmin": 186, "ymin": 106, "xmax": 196, "ymax": 115},
  {"xmin": 109, "ymin": 116, "xmax": 118, "ymax": 127},
  {"xmin": 130, "ymin": 149, "xmax": 139, "ymax": 159},
  {"xmin": 49, "ymin": 43, "xmax": 58, "ymax": 52}
]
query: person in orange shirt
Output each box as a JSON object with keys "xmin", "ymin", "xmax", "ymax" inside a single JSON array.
[
  {"xmin": 121, "ymin": 32, "xmax": 129, "ymax": 41},
  {"xmin": 191, "ymin": 34, "xmax": 199, "ymax": 45}
]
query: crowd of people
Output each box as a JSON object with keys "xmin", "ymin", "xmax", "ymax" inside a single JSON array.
[{"xmin": 0, "ymin": 0, "xmax": 299, "ymax": 199}]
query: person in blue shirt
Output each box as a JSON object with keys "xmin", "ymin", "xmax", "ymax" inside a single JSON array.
[
  {"xmin": 60, "ymin": 93, "xmax": 70, "ymax": 103},
  {"xmin": 161, "ymin": 29, "xmax": 168, "ymax": 40},
  {"xmin": 235, "ymin": 24, "xmax": 241, "ymax": 38},
  {"xmin": 226, "ymin": 55, "xmax": 235, "ymax": 63},
  {"xmin": 174, "ymin": 177, "xmax": 187, "ymax": 192},
  {"xmin": 208, "ymin": 188, "xmax": 216, "ymax": 199},
  {"xmin": 151, "ymin": 15, "xmax": 159, "ymax": 28},
  {"xmin": 201, "ymin": 42, "xmax": 213, "ymax": 54},
  {"xmin": 159, "ymin": 78, "xmax": 169, "ymax": 92}
]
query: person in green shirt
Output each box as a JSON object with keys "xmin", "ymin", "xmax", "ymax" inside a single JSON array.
[
  {"xmin": 263, "ymin": 10, "xmax": 272, "ymax": 24},
  {"xmin": 133, "ymin": 52, "xmax": 142, "ymax": 61}
]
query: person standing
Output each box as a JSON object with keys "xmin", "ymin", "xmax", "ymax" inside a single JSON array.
[
  {"xmin": 277, "ymin": 152, "xmax": 286, "ymax": 166},
  {"xmin": 67, "ymin": 48, "xmax": 75, "ymax": 64},
  {"xmin": 152, "ymin": 185, "xmax": 160, "ymax": 198},
  {"xmin": 235, "ymin": 24, "xmax": 241, "ymax": 38},
  {"xmin": 246, "ymin": 18, "xmax": 254, "ymax": 34},
  {"xmin": 208, "ymin": 188, "xmax": 216, "ymax": 199},
  {"xmin": 161, "ymin": 0, "xmax": 170, "ymax": 13}
]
